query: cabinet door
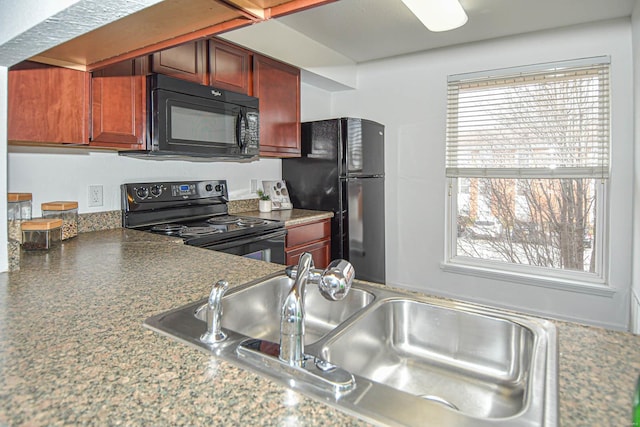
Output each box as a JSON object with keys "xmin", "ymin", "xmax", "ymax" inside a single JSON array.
[
  {"xmin": 209, "ymin": 39, "xmax": 250, "ymax": 94},
  {"xmin": 90, "ymin": 75, "xmax": 146, "ymax": 149},
  {"xmin": 286, "ymin": 239, "xmax": 331, "ymax": 269},
  {"xmin": 285, "ymin": 219, "xmax": 332, "ymax": 268},
  {"xmin": 8, "ymin": 62, "xmax": 89, "ymax": 145},
  {"xmin": 151, "ymin": 41, "xmax": 206, "ymax": 84},
  {"xmin": 253, "ymin": 55, "xmax": 301, "ymax": 157}
]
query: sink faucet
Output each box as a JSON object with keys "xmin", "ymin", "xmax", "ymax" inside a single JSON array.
[
  {"xmin": 200, "ymin": 280, "xmax": 229, "ymax": 344},
  {"xmin": 280, "ymin": 252, "xmax": 355, "ymax": 367}
]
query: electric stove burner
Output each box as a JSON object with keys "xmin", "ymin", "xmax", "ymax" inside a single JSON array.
[
  {"xmin": 237, "ymin": 218, "xmax": 268, "ymax": 227},
  {"xmin": 180, "ymin": 226, "xmax": 223, "ymax": 238},
  {"xmin": 151, "ymin": 223, "xmax": 187, "ymax": 235},
  {"xmin": 207, "ymin": 216, "xmax": 240, "ymax": 225}
]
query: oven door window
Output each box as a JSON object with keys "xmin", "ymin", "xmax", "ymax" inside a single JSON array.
[
  {"xmin": 203, "ymin": 230, "xmax": 286, "ymax": 265},
  {"xmin": 242, "ymin": 248, "xmax": 273, "ymax": 262}
]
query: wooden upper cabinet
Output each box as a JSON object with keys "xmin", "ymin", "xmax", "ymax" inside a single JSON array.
[
  {"xmin": 208, "ymin": 39, "xmax": 251, "ymax": 94},
  {"xmin": 90, "ymin": 58, "xmax": 147, "ymax": 149},
  {"xmin": 253, "ymin": 54, "xmax": 301, "ymax": 158},
  {"xmin": 90, "ymin": 76, "xmax": 146, "ymax": 149},
  {"xmin": 151, "ymin": 41, "xmax": 206, "ymax": 84},
  {"xmin": 8, "ymin": 62, "xmax": 90, "ymax": 145},
  {"xmin": 8, "ymin": 42, "xmax": 304, "ymax": 156}
]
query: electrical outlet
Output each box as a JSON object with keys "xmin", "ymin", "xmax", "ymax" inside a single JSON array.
[
  {"xmin": 250, "ymin": 179, "xmax": 258, "ymax": 194},
  {"xmin": 88, "ymin": 185, "xmax": 103, "ymax": 207}
]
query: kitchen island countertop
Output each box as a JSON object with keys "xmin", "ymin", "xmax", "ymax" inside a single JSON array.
[{"xmin": 0, "ymin": 228, "xmax": 638, "ymax": 426}]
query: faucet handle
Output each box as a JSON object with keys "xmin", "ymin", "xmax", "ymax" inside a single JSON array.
[
  {"xmin": 284, "ymin": 264, "xmax": 297, "ymax": 279},
  {"xmin": 319, "ymin": 259, "xmax": 355, "ymax": 301},
  {"xmin": 285, "ymin": 257, "xmax": 320, "ymax": 281}
]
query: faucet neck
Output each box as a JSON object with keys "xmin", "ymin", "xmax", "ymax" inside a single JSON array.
[
  {"xmin": 279, "ymin": 253, "xmax": 314, "ymax": 366},
  {"xmin": 279, "ymin": 253, "xmax": 355, "ymax": 367},
  {"xmin": 291, "ymin": 252, "xmax": 314, "ymax": 303}
]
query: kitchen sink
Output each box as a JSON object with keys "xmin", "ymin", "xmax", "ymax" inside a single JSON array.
[
  {"xmin": 195, "ymin": 274, "xmax": 375, "ymax": 344},
  {"xmin": 317, "ymin": 299, "xmax": 535, "ymax": 419},
  {"xmin": 144, "ymin": 271, "xmax": 557, "ymax": 426}
]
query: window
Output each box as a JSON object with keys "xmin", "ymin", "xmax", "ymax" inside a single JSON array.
[{"xmin": 446, "ymin": 57, "xmax": 609, "ymax": 282}]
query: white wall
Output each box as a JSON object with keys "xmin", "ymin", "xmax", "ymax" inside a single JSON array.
[
  {"xmin": 222, "ymin": 21, "xmax": 357, "ymax": 90},
  {"xmin": 8, "ymin": 148, "xmax": 282, "ymax": 215},
  {"xmin": 331, "ymin": 19, "xmax": 634, "ymax": 330},
  {"xmin": 300, "ymin": 82, "xmax": 334, "ymax": 121},
  {"xmin": 632, "ymin": 0, "xmax": 640, "ymax": 334}
]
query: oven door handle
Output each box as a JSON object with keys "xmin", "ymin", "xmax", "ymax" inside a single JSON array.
[{"xmin": 204, "ymin": 229, "xmax": 287, "ymax": 251}]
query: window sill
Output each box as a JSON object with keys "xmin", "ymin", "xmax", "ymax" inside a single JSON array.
[{"xmin": 440, "ymin": 260, "xmax": 615, "ymax": 298}]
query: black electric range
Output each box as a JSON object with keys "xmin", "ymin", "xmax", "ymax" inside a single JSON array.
[{"xmin": 121, "ymin": 180, "xmax": 287, "ymax": 263}]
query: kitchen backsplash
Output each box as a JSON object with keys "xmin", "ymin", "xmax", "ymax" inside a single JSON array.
[
  {"xmin": 78, "ymin": 211, "xmax": 122, "ymax": 233},
  {"xmin": 228, "ymin": 198, "xmax": 260, "ymax": 214}
]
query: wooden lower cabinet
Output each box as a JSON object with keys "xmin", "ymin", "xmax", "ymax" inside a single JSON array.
[{"xmin": 285, "ymin": 218, "xmax": 331, "ymax": 268}]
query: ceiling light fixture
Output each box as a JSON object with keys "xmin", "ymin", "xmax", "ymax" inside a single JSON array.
[{"xmin": 400, "ymin": 0, "xmax": 468, "ymax": 32}]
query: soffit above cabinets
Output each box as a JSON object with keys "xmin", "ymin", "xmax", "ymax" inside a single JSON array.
[{"xmin": 28, "ymin": 0, "xmax": 335, "ymax": 71}]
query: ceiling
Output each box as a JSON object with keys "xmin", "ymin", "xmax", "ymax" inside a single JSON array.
[{"xmin": 272, "ymin": 0, "xmax": 637, "ymax": 63}]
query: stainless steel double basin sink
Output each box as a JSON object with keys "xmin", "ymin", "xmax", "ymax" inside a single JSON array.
[{"xmin": 144, "ymin": 272, "xmax": 558, "ymax": 426}]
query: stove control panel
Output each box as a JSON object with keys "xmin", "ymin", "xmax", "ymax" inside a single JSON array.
[
  {"xmin": 122, "ymin": 180, "xmax": 228, "ymax": 206},
  {"xmin": 122, "ymin": 179, "xmax": 230, "ymax": 229},
  {"xmin": 171, "ymin": 183, "xmax": 196, "ymax": 197}
]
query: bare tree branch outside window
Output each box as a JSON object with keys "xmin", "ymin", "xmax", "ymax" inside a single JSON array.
[{"xmin": 453, "ymin": 70, "xmax": 603, "ymax": 274}]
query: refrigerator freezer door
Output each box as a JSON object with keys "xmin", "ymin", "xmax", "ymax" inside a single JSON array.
[
  {"xmin": 346, "ymin": 176, "xmax": 385, "ymax": 283},
  {"xmin": 282, "ymin": 122, "xmax": 341, "ymax": 212},
  {"xmin": 343, "ymin": 118, "xmax": 385, "ymax": 177},
  {"xmin": 300, "ymin": 119, "xmax": 340, "ymax": 161}
]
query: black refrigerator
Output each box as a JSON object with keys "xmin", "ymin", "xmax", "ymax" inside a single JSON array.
[{"xmin": 282, "ymin": 118, "xmax": 385, "ymax": 283}]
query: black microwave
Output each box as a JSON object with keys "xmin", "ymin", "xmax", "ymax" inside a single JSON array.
[{"xmin": 120, "ymin": 74, "xmax": 259, "ymax": 160}]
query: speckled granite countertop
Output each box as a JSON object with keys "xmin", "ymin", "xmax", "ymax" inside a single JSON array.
[
  {"xmin": 0, "ymin": 229, "xmax": 638, "ymax": 426},
  {"xmin": 237, "ymin": 208, "xmax": 333, "ymax": 227}
]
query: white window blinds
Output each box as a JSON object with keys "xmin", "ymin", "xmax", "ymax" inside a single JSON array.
[{"xmin": 446, "ymin": 57, "xmax": 610, "ymax": 179}]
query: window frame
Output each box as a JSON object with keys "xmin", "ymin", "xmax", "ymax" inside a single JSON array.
[
  {"xmin": 445, "ymin": 177, "xmax": 608, "ymax": 290},
  {"xmin": 443, "ymin": 57, "xmax": 611, "ymax": 290}
]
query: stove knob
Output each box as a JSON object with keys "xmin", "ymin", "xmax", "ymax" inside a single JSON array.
[
  {"xmin": 215, "ymin": 184, "xmax": 223, "ymax": 192},
  {"xmin": 136, "ymin": 187, "xmax": 149, "ymax": 199},
  {"xmin": 150, "ymin": 185, "xmax": 163, "ymax": 197},
  {"xmin": 205, "ymin": 184, "xmax": 213, "ymax": 192}
]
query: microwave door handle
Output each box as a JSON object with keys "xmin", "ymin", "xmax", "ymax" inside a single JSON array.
[{"xmin": 236, "ymin": 110, "xmax": 246, "ymax": 150}]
